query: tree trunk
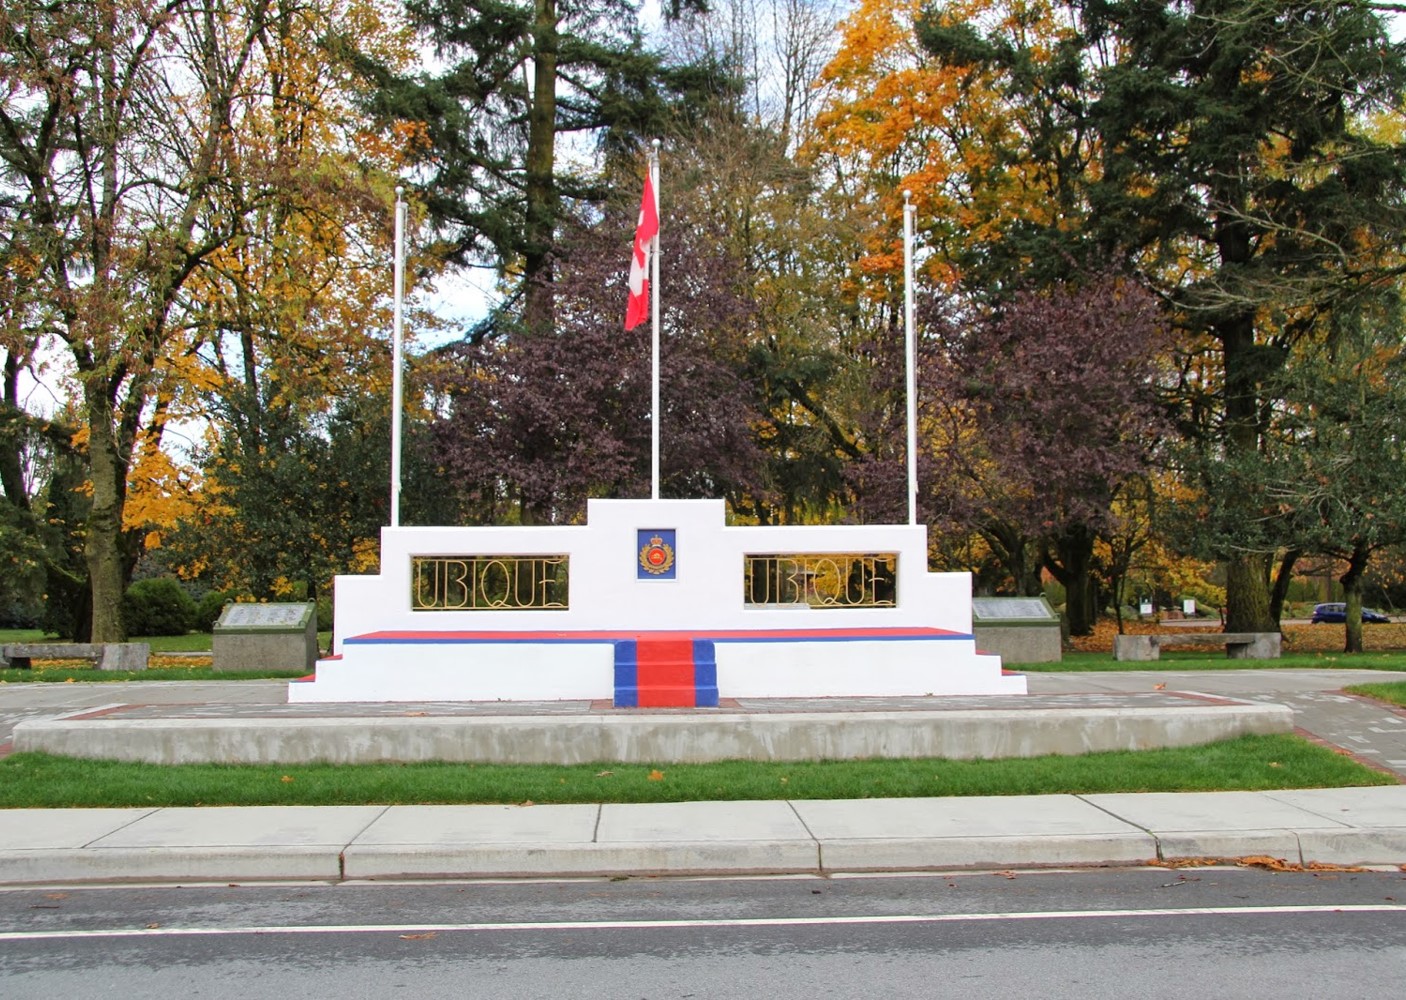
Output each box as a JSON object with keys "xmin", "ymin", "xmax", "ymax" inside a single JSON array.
[
  {"xmin": 0, "ymin": 354, "xmax": 32, "ymax": 511},
  {"xmin": 1340, "ymin": 540, "xmax": 1370, "ymax": 655},
  {"xmin": 1268, "ymin": 549, "xmax": 1300, "ymax": 625},
  {"xmin": 83, "ymin": 383, "xmax": 128, "ymax": 642},
  {"xmin": 1214, "ymin": 202, "xmax": 1278, "ymax": 634},
  {"xmin": 1224, "ymin": 552, "xmax": 1273, "ymax": 633},
  {"xmin": 1047, "ymin": 527, "xmax": 1098, "ymax": 637},
  {"xmin": 982, "ymin": 523, "xmax": 1042, "ymax": 598}
]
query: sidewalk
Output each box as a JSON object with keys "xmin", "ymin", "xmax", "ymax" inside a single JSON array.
[{"xmin": 2, "ymin": 787, "xmax": 1405, "ymax": 884}]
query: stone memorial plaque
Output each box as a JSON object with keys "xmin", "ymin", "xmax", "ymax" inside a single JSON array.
[
  {"xmin": 218, "ymin": 603, "xmax": 312, "ymax": 630},
  {"xmin": 213, "ymin": 602, "xmax": 318, "ymax": 673},
  {"xmin": 971, "ymin": 597, "xmax": 1057, "ymax": 622},
  {"xmin": 971, "ymin": 596, "xmax": 1061, "ymax": 663}
]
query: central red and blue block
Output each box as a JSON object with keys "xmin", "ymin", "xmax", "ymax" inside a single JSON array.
[{"xmin": 613, "ymin": 637, "xmax": 718, "ymax": 708}]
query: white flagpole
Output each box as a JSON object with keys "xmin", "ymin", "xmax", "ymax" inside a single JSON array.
[
  {"xmin": 650, "ymin": 140, "xmax": 661, "ymax": 501},
  {"xmin": 390, "ymin": 185, "xmax": 406, "ymax": 527},
  {"xmin": 903, "ymin": 190, "xmax": 918, "ymax": 527}
]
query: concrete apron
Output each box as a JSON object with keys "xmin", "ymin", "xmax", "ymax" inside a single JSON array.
[{"xmin": 10, "ymin": 694, "xmax": 1293, "ymax": 765}]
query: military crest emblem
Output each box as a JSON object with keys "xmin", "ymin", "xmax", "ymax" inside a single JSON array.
[{"xmin": 636, "ymin": 530, "xmax": 677, "ymax": 579}]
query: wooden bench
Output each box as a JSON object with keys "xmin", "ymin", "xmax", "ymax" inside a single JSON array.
[
  {"xmin": 0, "ymin": 642, "xmax": 150, "ymax": 671},
  {"xmin": 1113, "ymin": 632, "xmax": 1280, "ymax": 662}
]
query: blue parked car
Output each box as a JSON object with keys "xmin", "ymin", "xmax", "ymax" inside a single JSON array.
[{"xmin": 1311, "ymin": 603, "xmax": 1391, "ymax": 624}]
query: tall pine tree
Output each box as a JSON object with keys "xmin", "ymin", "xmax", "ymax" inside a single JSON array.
[
  {"xmin": 360, "ymin": 0, "xmax": 722, "ymax": 339},
  {"xmin": 1079, "ymin": 0, "xmax": 1406, "ymax": 630}
]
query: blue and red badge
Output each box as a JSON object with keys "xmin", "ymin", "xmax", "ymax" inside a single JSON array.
[{"xmin": 636, "ymin": 529, "xmax": 677, "ymax": 580}]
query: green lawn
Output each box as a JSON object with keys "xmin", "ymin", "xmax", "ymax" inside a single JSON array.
[
  {"xmin": 0, "ymin": 666, "xmax": 307, "ymax": 682},
  {"xmin": 0, "ymin": 734, "xmax": 1391, "ymax": 809},
  {"xmin": 1015, "ymin": 650, "xmax": 1406, "ymax": 671},
  {"xmin": 0, "ymin": 629, "xmax": 331, "ymax": 654},
  {"xmin": 0, "ymin": 627, "xmax": 216, "ymax": 653},
  {"xmin": 1344, "ymin": 681, "xmax": 1406, "ymax": 708}
]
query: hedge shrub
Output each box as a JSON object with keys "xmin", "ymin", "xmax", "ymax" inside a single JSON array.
[{"xmin": 122, "ymin": 578, "xmax": 196, "ymax": 637}]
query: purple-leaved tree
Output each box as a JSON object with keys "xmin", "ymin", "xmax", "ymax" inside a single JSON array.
[
  {"xmin": 852, "ymin": 272, "xmax": 1172, "ymax": 635},
  {"xmin": 429, "ymin": 204, "xmax": 768, "ymax": 524}
]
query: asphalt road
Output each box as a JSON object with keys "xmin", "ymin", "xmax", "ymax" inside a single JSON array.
[
  {"xmin": 1, "ymin": 868, "xmax": 1402, "ymax": 998},
  {"xmin": 2, "ymin": 674, "xmax": 1404, "ymax": 996}
]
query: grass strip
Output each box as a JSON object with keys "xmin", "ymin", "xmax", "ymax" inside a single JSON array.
[
  {"xmin": 1343, "ymin": 681, "xmax": 1406, "ymax": 709},
  {"xmin": 1016, "ymin": 651, "xmax": 1406, "ymax": 671},
  {"xmin": 8, "ymin": 651, "xmax": 1405, "ymax": 682},
  {"xmin": 0, "ymin": 666, "xmax": 304, "ymax": 683},
  {"xmin": 0, "ymin": 734, "xmax": 1392, "ymax": 809},
  {"xmin": 0, "ymin": 629, "xmax": 215, "ymax": 653}
]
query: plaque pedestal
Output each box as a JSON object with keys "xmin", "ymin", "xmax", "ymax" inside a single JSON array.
[{"xmin": 214, "ymin": 602, "xmax": 319, "ymax": 673}]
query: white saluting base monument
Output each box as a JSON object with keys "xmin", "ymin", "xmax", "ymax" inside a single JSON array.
[
  {"xmin": 289, "ymin": 498, "xmax": 1026, "ymax": 705},
  {"xmin": 291, "ymin": 172, "xmax": 1025, "ymax": 706}
]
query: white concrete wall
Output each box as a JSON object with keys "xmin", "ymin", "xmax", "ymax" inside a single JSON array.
[
  {"xmin": 332, "ymin": 499, "xmax": 973, "ymax": 648},
  {"xmin": 293, "ymin": 498, "xmax": 1026, "ymax": 703}
]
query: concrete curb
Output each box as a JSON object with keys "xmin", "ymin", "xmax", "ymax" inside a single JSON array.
[
  {"xmin": 1, "ymin": 788, "xmax": 1403, "ymax": 885},
  {"xmin": 12, "ymin": 701, "xmax": 1295, "ymax": 765}
]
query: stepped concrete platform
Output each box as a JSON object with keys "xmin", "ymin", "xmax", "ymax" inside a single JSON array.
[{"xmin": 10, "ymin": 690, "xmax": 1292, "ymax": 766}]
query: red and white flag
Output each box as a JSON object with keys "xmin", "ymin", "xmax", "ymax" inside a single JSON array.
[{"xmin": 625, "ymin": 170, "xmax": 658, "ymax": 330}]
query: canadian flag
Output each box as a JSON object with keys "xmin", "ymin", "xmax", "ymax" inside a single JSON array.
[{"xmin": 625, "ymin": 170, "xmax": 658, "ymax": 330}]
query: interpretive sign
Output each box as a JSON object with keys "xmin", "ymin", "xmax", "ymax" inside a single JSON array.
[
  {"xmin": 219, "ymin": 603, "xmax": 312, "ymax": 630},
  {"xmin": 971, "ymin": 597, "xmax": 1058, "ymax": 622},
  {"xmin": 213, "ymin": 601, "xmax": 318, "ymax": 673},
  {"xmin": 970, "ymin": 596, "xmax": 1061, "ymax": 664}
]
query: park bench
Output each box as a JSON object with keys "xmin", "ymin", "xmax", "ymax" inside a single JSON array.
[
  {"xmin": 0, "ymin": 642, "xmax": 150, "ymax": 671},
  {"xmin": 1113, "ymin": 632, "xmax": 1280, "ymax": 662}
]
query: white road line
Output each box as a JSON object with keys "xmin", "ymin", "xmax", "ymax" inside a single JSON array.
[{"xmin": 1, "ymin": 904, "xmax": 1402, "ymax": 942}]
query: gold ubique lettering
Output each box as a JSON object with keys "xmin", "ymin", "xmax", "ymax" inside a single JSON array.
[
  {"xmin": 411, "ymin": 556, "xmax": 569, "ymax": 611},
  {"xmin": 743, "ymin": 553, "xmax": 897, "ymax": 608}
]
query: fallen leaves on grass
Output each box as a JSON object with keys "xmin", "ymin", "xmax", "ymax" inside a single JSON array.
[
  {"xmin": 1068, "ymin": 618, "xmax": 1406, "ymax": 654},
  {"xmin": 648, "ymin": 769, "xmax": 665, "ymax": 781}
]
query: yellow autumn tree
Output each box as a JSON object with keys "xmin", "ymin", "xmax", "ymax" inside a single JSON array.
[
  {"xmin": 0, "ymin": 0, "xmax": 421, "ymax": 639},
  {"xmin": 168, "ymin": 0, "xmax": 430, "ymax": 600},
  {"xmin": 809, "ymin": 0, "xmax": 1096, "ymax": 291}
]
